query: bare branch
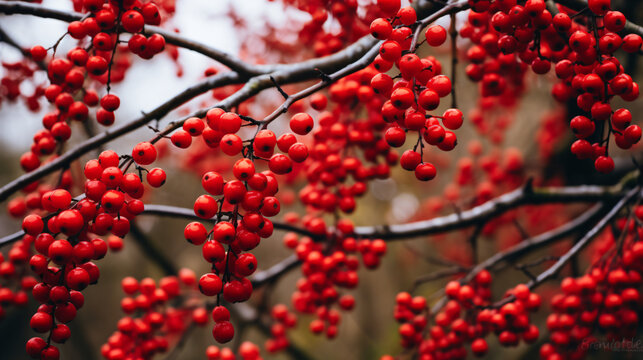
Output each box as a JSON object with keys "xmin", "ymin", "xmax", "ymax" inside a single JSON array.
[
  {"xmin": 354, "ymin": 174, "xmax": 636, "ymax": 239},
  {"xmin": 430, "ymin": 201, "xmax": 609, "ymax": 314},
  {"xmin": 0, "ymin": 71, "xmax": 242, "ymax": 202}
]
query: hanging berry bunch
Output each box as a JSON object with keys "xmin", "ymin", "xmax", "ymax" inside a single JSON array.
[
  {"xmin": 22, "ymin": 0, "xmax": 166, "ymax": 178},
  {"xmin": 370, "ymin": 3, "xmax": 463, "ymax": 182},
  {"xmin": 101, "ymin": 271, "xmax": 209, "ymax": 359}
]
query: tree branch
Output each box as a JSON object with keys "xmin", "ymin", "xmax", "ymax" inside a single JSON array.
[
  {"xmin": 555, "ymin": 0, "xmax": 643, "ymax": 37},
  {"xmin": 491, "ymin": 186, "xmax": 640, "ymax": 308},
  {"xmin": 0, "ymin": 71, "xmax": 242, "ymax": 203},
  {"xmin": 428, "ymin": 193, "xmax": 629, "ymax": 314},
  {"xmin": 354, "ymin": 175, "xmax": 636, "ymax": 239},
  {"xmin": 0, "ymin": 0, "xmax": 261, "ymax": 75}
]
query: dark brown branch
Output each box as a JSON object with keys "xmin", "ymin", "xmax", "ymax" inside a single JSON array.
[
  {"xmin": 250, "ymin": 254, "xmax": 300, "ymax": 287},
  {"xmin": 428, "ymin": 200, "xmax": 613, "ymax": 314},
  {"xmin": 491, "ymin": 186, "xmax": 641, "ymax": 308},
  {"xmin": 141, "ymin": 204, "xmax": 319, "ymax": 239},
  {"xmin": 411, "ymin": 266, "xmax": 467, "ymax": 292},
  {"xmin": 354, "ymin": 174, "xmax": 636, "ymax": 239},
  {"xmin": 0, "ymin": 178, "xmax": 635, "ymax": 250},
  {"xmin": 449, "ymin": 12, "xmax": 458, "ymax": 109},
  {"xmin": 128, "ymin": 222, "xmax": 178, "ymax": 276},
  {"xmin": 0, "ymin": 71, "xmax": 242, "ymax": 202}
]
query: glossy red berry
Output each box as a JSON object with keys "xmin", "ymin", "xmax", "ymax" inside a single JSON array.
[{"xmin": 132, "ymin": 142, "xmax": 157, "ymax": 165}]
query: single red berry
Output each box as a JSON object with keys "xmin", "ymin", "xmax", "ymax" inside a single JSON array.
[
  {"xmin": 122, "ymin": 10, "xmax": 145, "ymax": 33},
  {"xmin": 425, "ymin": 25, "xmax": 447, "ymax": 47},
  {"xmin": 199, "ymin": 273, "xmax": 222, "ymax": 296},
  {"xmin": 132, "ymin": 142, "xmax": 157, "ymax": 165},
  {"xmin": 290, "ymin": 113, "xmax": 314, "ymax": 135},
  {"xmin": 212, "ymin": 321, "xmax": 235, "ymax": 343}
]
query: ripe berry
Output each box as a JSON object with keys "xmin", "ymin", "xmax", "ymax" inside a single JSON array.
[
  {"xmin": 269, "ymin": 154, "xmax": 292, "ymax": 174},
  {"xmin": 184, "ymin": 222, "xmax": 208, "ymax": 245},
  {"xmin": 370, "ymin": 18, "xmax": 392, "ymax": 40},
  {"xmin": 171, "ymin": 130, "xmax": 192, "ymax": 148},
  {"xmin": 132, "ymin": 142, "xmax": 157, "ymax": 165},
  {"xmin": 183, "ymin": 117, "xmax": 205, "ymax": 136},
  {"xmin": 30, "ymin": 46, "xmax": 47, "ymax": 61},
  {"xmin": 415, "ymin": 163, "xmax": 437, "ymax": 181},
  {"xmin": 442, "ymin": 109, "xmax": 463, "ymax": 130},
  {"xmin": 219, "ymin": 112, "xmax": 242, "ymax": 134},
  {"xmin": 212, "ymin": 321, "xmax": 235, "ymax": 343},
  {"xmin": 290, "ymin": 113, "xmax": 314, "ymax": 135},
  {"xmin": 202, "ymin": 172, "xmax": 224, "ymax": 195},
  {"xmin": 400, "ymin": 150, "xmax": 421, "ymax": 171},
  {"xmin": 146, "ymin": 168, "xmax": 166, "ymax": 187},
  {"xmin": 594, "ymin": 156, "xmax": 614, "ymax": 173},
  {"xmin": 100, "ymin": 94, "xmax": 120, "ymax": 111},
  {"xmin": 233, "ymin": 159, "xmax": 255, "ymax": 180},
  {"xmin": 235, "ymin": 253, "xmax": 258, "ymax": 277},
  {"xmin": 199, "ymin": 273, "xmax": 223, "ymax": 296},
  {"xmin": 30, "ymin": 312, "xmax": 53, "ymax": 333},
  {"xmin": 390, "ymin": 87, "xmax": 414, "ymax": 110},
  {"xmin": 194, "ymin": 195, "xmax": 218, "ymax": 219},
  {"xmin": 426, "ymin": 25, "xmax": 447, "ymax": 47}
]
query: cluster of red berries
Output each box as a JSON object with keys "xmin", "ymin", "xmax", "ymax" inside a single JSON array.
[
  {"xmin": 286, "ymin": 231, "xmax": 384, "ymax": 340},
  {"xmin": 20, "ymin": 0, "xmax": 165, "ymax": 175},
  {"xmin": 184, "ymin": 125, "xmax": 285, "ymax": 343},
  {"xmin": 171, "ymin": 110, "xmax": 307, "ymax": 175},
  {"xmin": 539, "ymin": 209, "xmax": 643, "ymax": 360},
  {"xmin": 264, "ymin": 304, "xmax": 297, "ymax": 353},
  {"xmin": 0, "ymin": 235, "xmax": 36, "ymax": 321},
  {"xmin": 15, "ymin": 141, "xmax": 166, "ymax": 358},
  {"xmin": 0, "ymin": 61, "xmax": 44, "ymax": 112},
  {"xmin": 297, "ymin": 67, "xmax": 399, "ymax": 214},
  {"xmin": 102, "ymin": 271, "xmax": 207, "ymax": 359},
  {"xmin": 66, "ymin": 0, "xmax": 165, "ymax": 60},
  {"xmin": 460, "ymin": 0, "xmax": 641, "ymax": 173},
  {"xmin": 369, "ymin": 4, "xmax": 462, "ymax": 181},
  {"xmin": 450, "ymin": 145, "xmax": 524, "ymax": 206},
  {"xmin": 25, "ymin": 213, "xmax": 105, "ymax": 359},
  {"xmin": 248, "ymin": 0, "xmax": 394, "ymax": 59},
  {"xmin": 385, "ymin": 271, "xmax": 541, "ymax": 359}
]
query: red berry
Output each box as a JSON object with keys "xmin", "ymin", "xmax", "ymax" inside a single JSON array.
[
  {"xmin": 132, "ymin": 142, "xmax": 157, "ymax": 165},
  {"xmin": 425, "ymin": 25, "xmax": 447, "ymax": 47},
  {"xmin": 290, "ymin": 113, "xmax": 314, "ymax": 135},
  {"xmin": 212, "ymin": 321, "xmax": 235, "ymax": 343}
]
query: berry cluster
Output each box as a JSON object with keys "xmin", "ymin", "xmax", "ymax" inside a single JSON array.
[
  {"xmin": 283, "ymin": 232, "xmax": 384, "ymax": 341},
  {"xmin": 0, "ymin": 235, "xmax": 36, "ymax": 321},
  {"xmin": 299, "ymin": 68, "xmax": 398, "ymax": 214},
  {"xmin": 540, "ymin": 208, "xmax": 643, "ymax": 359},
  {"xmin": 264, "ymin": 304, "xmax": 297, "ymax": 353},
  {"xmin": 102, "ymin": 271, "xmax": 208, "ymax": 359},
  {"xmin": 370, "ymin": 4, "xmax": 462, "ymax": 181},
  {"xmin": 181, "ymin": 110, "xmax": 293, "ymax": 344},
  {"xmin": 386, "ymin": 271, "xmax": 541, "ymax": 359},
  {"xmin": 15, "ymin": 142, "xmax": 167, "ymax": 359},
  {"xmin": 21, "ymin": 0, "xmax": 166, "ymax": 176},
  {"xmin": 459, "ymin": 0, "xmax": 642, "ymax": 173},
  {"xmin": 0, "ymin": 60, "xmax": 44, "ymax": 112}
]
